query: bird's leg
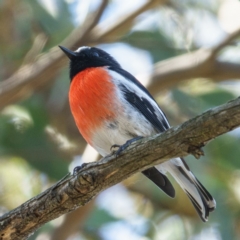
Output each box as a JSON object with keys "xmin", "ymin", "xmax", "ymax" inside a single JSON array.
[{"xmin": 110, "ymin": 136, "xmax": 143, "ymax": 156}]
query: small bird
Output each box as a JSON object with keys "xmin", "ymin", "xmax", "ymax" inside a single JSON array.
[{"xmin": 59, "ymin": 45, "xmax": 216, "ymax": 221}]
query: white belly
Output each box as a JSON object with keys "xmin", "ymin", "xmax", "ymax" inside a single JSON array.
[{"xmin": 91, "ymin": 107, "xmax": 156, "ymax": 157}]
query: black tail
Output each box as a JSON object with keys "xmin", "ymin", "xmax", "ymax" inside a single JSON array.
[
  {"xmin": 160, "ymin": 158, "xmax": 216, "ymax": 222},
  {"xmin": 142, "ymin": 167, "xmax": 175, "ymax": 198}
]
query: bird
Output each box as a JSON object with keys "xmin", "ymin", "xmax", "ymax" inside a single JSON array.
[{"xmin": 59, "ymin": 45, "xmax": 216, "ymax": 222}]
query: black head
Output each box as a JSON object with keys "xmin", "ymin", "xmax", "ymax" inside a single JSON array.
[{"xmin": 59, "ymin": 46, "xmax": 121, "ymax": 80}]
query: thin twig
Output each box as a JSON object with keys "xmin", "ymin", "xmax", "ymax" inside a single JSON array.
[
  {"xmin": 147, "ymin": 49, "xmax": 240, "ymax": 95},
  {"xmin": 211, "ymin": 28, "xmax": 240, "ymax": 56},
  {"xmin": 0, "ymin": 0, "xmax": 165, "ymax": 109},
  {"xmin": 89, "ymin": 0, "xmax": 164, "ymax": 43},
  {"xmin": 61, "ymin": 0, "xmax": 109, "ymax": 48}
]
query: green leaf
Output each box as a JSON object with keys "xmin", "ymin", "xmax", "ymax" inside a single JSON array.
[
  {"xmin": 197, "ymin": 88, "xmax": 235, "ymax": 111},
  {"xmin": 171, "ymin": 89, "xmax": 200, "ymax": 117}
]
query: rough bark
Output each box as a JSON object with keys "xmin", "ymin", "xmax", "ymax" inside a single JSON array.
[{"xmin": 0, "ymin": 96, "xmax": 240, "ymax": 240}]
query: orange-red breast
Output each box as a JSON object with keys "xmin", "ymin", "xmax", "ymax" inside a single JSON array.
[{"xmin": 59, "ymin": 45, "xmax": 216, "ymax": 221}]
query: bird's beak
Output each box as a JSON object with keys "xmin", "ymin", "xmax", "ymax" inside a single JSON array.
[{"xmin": 59, "ymin": 46, "xmax": 77, "ymax": 60}]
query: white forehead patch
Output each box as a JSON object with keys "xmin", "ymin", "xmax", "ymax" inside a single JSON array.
[{"xmin": 75, "ymin": 46, "xmax": 90, "ymax": 53}]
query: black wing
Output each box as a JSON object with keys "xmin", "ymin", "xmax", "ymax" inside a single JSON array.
[
  {"xmin": 113, "ymin": 68, "xmax": 175, "ymax": 197},
  {"xmin": 119, "ymin": 83, "xmax": 169, "ymax": 132}
]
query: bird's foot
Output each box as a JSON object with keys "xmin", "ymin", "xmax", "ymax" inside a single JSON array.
[
  {"xmin": 110, "ymin": 144, "xmax": 121, "ymax": 154},
  {"xmin": 73, "ymin": 163, "xmax": 88, "ymax": 175},
  {"xmin": 110, "ymin": 136, "xmax": 143, "ymax": 156}
]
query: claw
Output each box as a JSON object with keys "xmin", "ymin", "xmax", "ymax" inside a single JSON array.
[
  {"xmin": 110, "ymin": 144, "xmax": 121, "ymax": 153},
  {"xmin": 110, "ymin": 136, "xmax": 143, "ymax": 156},
  {"xmin": 73, "ymin": 163, "xmax": 88, "ymax": 175}
]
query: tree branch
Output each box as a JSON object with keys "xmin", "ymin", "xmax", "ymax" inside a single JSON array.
[
  {"xmin": 50, "ymin": 144, "xmax": 99, "ymax": 240},
  {"xmin": 1, "ymin": 96, "xmax": 240, "ymax": 240},
  {"xmin": 50, "ymin": 200, "xmax": 95, "ymax": 240},
  {"xmin": 211, "ymin": 28, "xmax": 240, "ymax": 56},
  {"xmin": 148, "ymin": 29, "xmax": 240, "ymax": 94},
  {"xmin": 0, "ymin": 0, "xmax": 162, "ymax": 109},
  {"xmin": 88, "ymin": 0, "xmax": 164, "ymax": 43},
  {"xmin": 1, "ymin": 1, "xmax": 239, "ymax": 110},
  {"xmin": 60, "ymin": 0, "xmax": 109, "ymax": 47},
  {"xmin": 148, "ymin": 58, "xmax": 240, "ymax": 95},
  {"xmin": 147, "ymin": 28, "xmax": 240, "ymax": 94}
]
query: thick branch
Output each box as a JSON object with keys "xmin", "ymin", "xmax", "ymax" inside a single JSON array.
[
  {"xmin": 1, "ymin": 97, "xmax": 240, "ymax": 240},
  {"xmin": 50, "ymin": 145, "xmax": 100, "ymax": 240}
]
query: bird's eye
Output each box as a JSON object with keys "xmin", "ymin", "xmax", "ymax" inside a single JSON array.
[{"xmin": 92, "ymin": 52, "xmax": 99, "ymax": 57}]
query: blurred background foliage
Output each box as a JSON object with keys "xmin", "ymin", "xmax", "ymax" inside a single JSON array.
[{"xmin": 0, "ymin": 0, "xmax": 240, "ymax": 239}]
